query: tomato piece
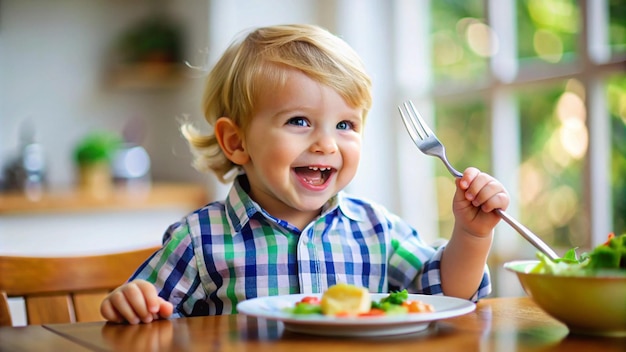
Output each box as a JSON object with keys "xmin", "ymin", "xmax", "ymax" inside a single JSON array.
[
  {"xmin": 334, "ymin": 311, "xmax": 351, "ymax": 317},
  {"xmin": 358, "ymin": 308, "xmax": 386, "ymax": 317},
  {"xmin": 403, "ymin": 300, "xmax": 434, "ymax": 313},
  {"xmin": 299, "ymin": 296, "xmax": 320, "ymax": 305},
  {"xmin": 603, "ymin": 232, "xmax": 615, "ymax": 246}
]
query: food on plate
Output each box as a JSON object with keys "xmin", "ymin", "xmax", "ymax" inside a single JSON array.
[
  {"xmin": 287, "ymin": 283, "xmax": 434, "ymax": 317},
  {"xmin": 532, "ymin": 233, "xmax": 626, "ymax": 276},
  {"xmin": 320, "ymin": 283, "xmax": 371, "ymax": 315}
]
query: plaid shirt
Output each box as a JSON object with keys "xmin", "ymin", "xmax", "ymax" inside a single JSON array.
[{"xmin": 131, "ymin": 176, "xmax": 491, "ymax": 317}]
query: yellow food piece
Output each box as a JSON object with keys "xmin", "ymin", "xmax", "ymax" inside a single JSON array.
[{"xmin": 320, "ymin": 283, "xmax": 371, "ymax": 316}]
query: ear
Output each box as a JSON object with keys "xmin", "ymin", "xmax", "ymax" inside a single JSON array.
[{"xmin": 214, "ymin": 117, "xmax": 249, "ymax": 165}]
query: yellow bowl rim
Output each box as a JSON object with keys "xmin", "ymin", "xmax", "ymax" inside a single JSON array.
[{"xmin": 503, "ymin": 259, "xmax": 626, "ymax": 279}]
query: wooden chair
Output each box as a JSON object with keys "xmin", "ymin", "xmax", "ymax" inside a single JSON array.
[{"xmin": 0, "ymin": 246, "xmax": 160, "ymax": 326}]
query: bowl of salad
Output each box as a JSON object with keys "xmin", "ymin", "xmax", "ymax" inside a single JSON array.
[{"xmin": 504, "ymin": 233, "xmax": 626, "ymax": 337}]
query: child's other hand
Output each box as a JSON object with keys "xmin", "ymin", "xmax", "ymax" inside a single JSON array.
[
  {"xmin": 100, "ymin": 279, "xmax": 173, "ymax": 324},
  {"xmin": 453, "ymin": 167, "xmax": 509, "ymax": 237}
]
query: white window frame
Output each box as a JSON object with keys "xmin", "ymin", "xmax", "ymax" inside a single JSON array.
[{"xmin": 391, "ymin": 0, "xmax": 623, "ymax": 295}]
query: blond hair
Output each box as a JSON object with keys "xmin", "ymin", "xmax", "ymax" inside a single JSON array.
[{"xmin": 181, "ymin": 24, "xmax": 372, "ymax": 183}]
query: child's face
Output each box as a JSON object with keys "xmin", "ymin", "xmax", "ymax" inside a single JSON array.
[{"xmin": 240, "ymin": 68, "xmax": 363, "ymax": 226}]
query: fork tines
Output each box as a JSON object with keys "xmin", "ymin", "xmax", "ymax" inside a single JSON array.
[{"xmin": 398, "ymin": 100, "xmax": 431, "ymax": 141}]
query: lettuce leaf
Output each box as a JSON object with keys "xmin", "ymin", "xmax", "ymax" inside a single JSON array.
[
  {"xmin": 532, "ymin": 233, "xmax": 625, "ymax": 275},
  {"xmin": 586, "ymin": 233, "xmax": 626, "ymax": 270}
]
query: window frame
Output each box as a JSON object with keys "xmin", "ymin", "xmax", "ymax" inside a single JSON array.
[{"xmin": 392, "ymin": 0, "xmax": 623, "ymax": 294}]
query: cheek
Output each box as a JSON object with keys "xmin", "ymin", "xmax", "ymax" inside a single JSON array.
[
  {"xmin": 342, "ymin": 139, "xmax": 361, "ymax": 161},
  {"xmin": 250, "ymin": 141, "xmax": 297, "ymax": 173},
  {"xmin": 340, "ymin": 141, "xmax": 362, "ymax": 173}
]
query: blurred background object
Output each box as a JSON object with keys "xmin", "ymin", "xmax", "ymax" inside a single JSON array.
[
  {"xmin": 112, "ymin": 144, "xmax": 151, "ymax": 186},
  {"xmin": 112, "ymin": 116, "xmax": 152, "ymax": 190},
  {"xmin": 108, "ymin": 6, "xmax": 185, "ymax": 90},
  {"xmin": 2, "ymin": 120, "xmax": 47, "ymax": 200},
  {"xmin": 116, "ymin": 14, "xmax": 183, "ymax": 65},
  {"xmin": 71, "ymin": 118, "xmax": 152, "ymax": 195},
  {"xmin": 73, "ymin": 131, "xmax": 122, "ymax": 195}
]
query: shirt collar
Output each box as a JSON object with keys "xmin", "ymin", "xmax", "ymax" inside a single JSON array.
[
  {"xmin": 321, "ymin": 191, "xmax": 365, "ymax": 222},
  {"xmin": 225, "ymin": 175, "xmax": 364, "ymax": 232},
  {"xmin": 224, "ymin": 176, "xmax": 262, "ymax": 232}
]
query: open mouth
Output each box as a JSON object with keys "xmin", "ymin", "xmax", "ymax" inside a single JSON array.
[{"xmin": 294, "ymin": 166, "xmax": 334, "ymax": 186}]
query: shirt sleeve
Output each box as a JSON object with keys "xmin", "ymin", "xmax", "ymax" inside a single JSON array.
[
  {"xmin": 128, "ymin": 219, "xmax": 206, "ymax": 318},
  {"xmin": 386, "ymin": 213, "xmax": 492, "ymax": 302},
  {"xmin": 417, "ymin": 246, "xmax": 491, "ymax": 302}
]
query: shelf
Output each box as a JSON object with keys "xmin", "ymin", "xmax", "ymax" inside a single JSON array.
[
  {"xmin": 106, "ymin": 63, "xmax": 185, "ymax": 90},
  {"xmin": 0, "ymin": 182, "xmax": 208, "ymax": 215}
]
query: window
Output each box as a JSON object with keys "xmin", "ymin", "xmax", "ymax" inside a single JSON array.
[
  {"xmin": 395, "ymin": 0, "xmax": 626, "ymax": 296},
  {"xmin": 608, "ymin": 74, "xmax": 626, "ymax": 233}
]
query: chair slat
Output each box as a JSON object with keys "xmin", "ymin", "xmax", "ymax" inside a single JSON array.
[
  {"xmin": 26, "ymin": 295, "xmax": 74, "ymax": 325},
  {"xmin": 73, "ymin": 291, "xmax": 109, "ymax": 322},
  {"xmin": 0, "ymin": 292, "xmax": 12, "ymax": 326}
]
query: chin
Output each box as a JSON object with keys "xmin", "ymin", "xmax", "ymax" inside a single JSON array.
[{"xmin": 294, "ymin": 197, "xmax": 332, "ymax": 212}]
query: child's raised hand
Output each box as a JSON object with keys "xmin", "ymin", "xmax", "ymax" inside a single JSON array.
[
  {"xmin": 452, "ymin": 167, "xmax": 510, "ymax": 237},
  {"xmin": 100, "ymin": 279, "xmax": 173, "ymax": 324}
]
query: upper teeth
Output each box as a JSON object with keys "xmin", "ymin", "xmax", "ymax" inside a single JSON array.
[{"xmin": 309, "ymin": 166, "xmax": 330, "ymax": 171}]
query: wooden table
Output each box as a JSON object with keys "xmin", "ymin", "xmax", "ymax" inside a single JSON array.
[
  {"xmin": 0, "ymin": 325, "xmax": 90, "ymax": 351},
  {"xmin": 1, "ymin": 297, "xmax": 624, "ymax": 351}
]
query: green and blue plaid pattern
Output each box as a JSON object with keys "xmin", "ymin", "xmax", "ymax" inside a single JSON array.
[{"xmin": 130, "ymin": 176, "xmax": 491, "ymax": 317}]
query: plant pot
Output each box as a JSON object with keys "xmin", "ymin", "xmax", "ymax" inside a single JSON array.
[{"xmin": 78, "ymin": 162, "xmax": 112, "ymax": 196}]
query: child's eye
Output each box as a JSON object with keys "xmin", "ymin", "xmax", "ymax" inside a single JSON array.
[
  {"xmin": 286, "ymin": 117, "xmax": 310, "ymax": 127},
  {"xmin": 336, "ymin": 121, "xmax": 354, "ymax": 130}
]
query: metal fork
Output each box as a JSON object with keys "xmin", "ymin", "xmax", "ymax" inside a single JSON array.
[{"xmin": 398, "ymin": 100, "xmax": 559, "ymax": 261}]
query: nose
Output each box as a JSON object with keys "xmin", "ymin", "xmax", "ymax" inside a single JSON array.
[{"xmin": 310, "ymin": 132, "xmax": 338, "ymax": 154}]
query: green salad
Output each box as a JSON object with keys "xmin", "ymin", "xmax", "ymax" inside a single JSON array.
[{"xmin": 532, "ymin": 233, "xmax": 626, "ymax": 276}]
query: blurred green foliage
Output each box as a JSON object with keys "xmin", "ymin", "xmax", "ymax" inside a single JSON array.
[
  {"xmin": 118, "ymin": 16, "xmax": 183, "ymax": 64},
  {"xmin": 74, "ymin": 132, "xmax": 123, "ymax": 166},
  {"xmin": 608, "ymin": 75, "xmax": 626, "ymax": 234},
  {"xmin": 518, "ymin": 84, "xmax": 587, "ymax": 247},
  {"xmin": 434, "ymin": 100, "xmax": 490, "ymax": 237},
  {"xmin": 428, "ymin": 0, "xmax": 626, "ymax": 245},
  {"xmin": 436, "ymin": 101, "xmax": 490, "ymax": 172},
  {"xmin": 610, "ymin": 0, "xmax": 626, "ymax": 50},
  {"xmin": 430, "ymin": 0, "xmax": 487, "ymax": 83},
  {"xmin": 517, "ymin": 0, "xmax": 578, "ymax": 62}
]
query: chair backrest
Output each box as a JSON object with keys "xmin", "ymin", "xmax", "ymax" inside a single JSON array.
[{"xmin": 0, "ymin": 246, "xmax": 160, "ymax": 326}]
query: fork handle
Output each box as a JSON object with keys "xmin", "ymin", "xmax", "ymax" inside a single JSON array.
[
  {"xmin": 494, "ymin": 208, "xmax": 559, "ymax": 261},
  {"xmin": 449, "ymin": 164, "xmax": 558, "ymax": 260}
]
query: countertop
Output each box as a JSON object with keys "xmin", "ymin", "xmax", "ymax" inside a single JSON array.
[{"xmin": 0, "ymin": 183, "xmax": 209, "ymax": 215}]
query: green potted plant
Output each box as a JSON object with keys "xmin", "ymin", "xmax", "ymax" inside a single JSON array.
[
  {"xmin": 117, "ymin": 16, "xmax": 183, "ymax": 65},
  {"xmin": 74, "ymin": 132, "xmax": 122, "ymax": 194},
  {"xmin": 110, "ymin": 15, "xmax": 184, "ymax": 89}
]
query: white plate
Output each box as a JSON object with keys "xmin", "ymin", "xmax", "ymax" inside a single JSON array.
[{"xmin": 237, "ymin": 293, "xmax": 475, "ymax": 337}]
